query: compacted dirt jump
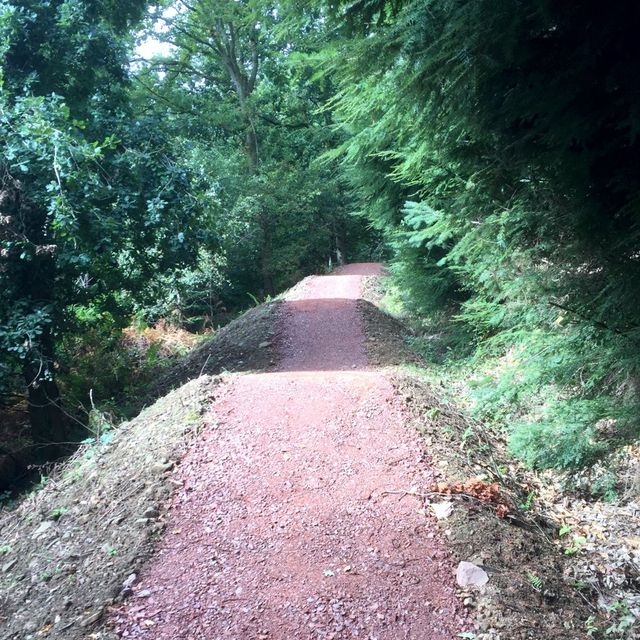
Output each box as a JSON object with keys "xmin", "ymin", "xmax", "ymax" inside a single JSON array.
[{"xmin": 112, "ymin": 263, "xmax": 467, "ymax": 639}]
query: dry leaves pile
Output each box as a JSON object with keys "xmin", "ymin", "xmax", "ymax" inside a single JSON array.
[
  {"xmin": 432, "ymin": 479, "xmax": 511, "ymax": 519},
  {"xmin": 535, "ymin": 448, "xmax": 640, "ymax": 636}
]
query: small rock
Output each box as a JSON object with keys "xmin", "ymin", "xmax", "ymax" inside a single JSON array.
[
  {"xmin": 121, "ymin": 573, "xmax": 137, "ymax": 592},
  {"xmin": 79, "ymin": 608, "xmax": 103, "ymax": 627},
  {"xmin": 142, "ymin": 507, "xmax": 160, "ymax": 519},
  {"xmin": 136, "ymin": 589, "xmax": 152, "ymax": 598},
  {"xmin": 2, "ymin": 558, "xmax": 17, "ymax": 573},
  {"xmin": 259, "ymin": 341, "xmax": 271, "ymax": 349},
  {"xmin": 152, "ymin": 461, "xmax": 174, "ymax": 473},
  {"xmin": 456, "ymin": 561, "xmax": 489, "ymax": 587},
  {"xmin": 31, "ymin": 521, "xmax": 54, "ymax": 539},
  {"xmin": 430, "ymin": 501, "xmax": 454, "ymax": 520}
]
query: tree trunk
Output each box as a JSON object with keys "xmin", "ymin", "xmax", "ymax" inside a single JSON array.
[
  {"xmin": 215, "ymin": 23, "xmax": 268, "ymax": 286},
  {"xmin": 260, "ymin": 213, "xmax": 275, "ymax": 296},
  {"xmin": 2, "ymin": 179, "xmax": 69, "ymax": 461},
  {"xmin": 23, "ymin": 330, "xmax": 69, "ymax": 461},
  {"xmin": 246, "ymin": 126, "xmax": 259, "ymax": 172},
  {"xmin": 334, "ymin": 219, "xmax": 347, "ymax": 266}
]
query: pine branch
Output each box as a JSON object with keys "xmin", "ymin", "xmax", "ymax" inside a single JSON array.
[{"xmin": 549, "ymin": 301, "xmax": 640, "ymax": 340}]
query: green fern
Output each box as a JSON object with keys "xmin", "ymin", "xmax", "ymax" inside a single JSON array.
[{"xmin": 527, "ymin": 573, "xmax": 543, "ymax": 592}]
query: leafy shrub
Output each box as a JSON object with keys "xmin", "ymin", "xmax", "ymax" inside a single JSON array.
[{"xmin": 508, "ymin": 401, "xmax": 608, "ymax": 470}]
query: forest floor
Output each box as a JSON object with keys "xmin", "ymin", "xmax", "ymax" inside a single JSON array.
[{"xmin": 0, "ymin": 263, "xmax": 605, "ymax": 639}]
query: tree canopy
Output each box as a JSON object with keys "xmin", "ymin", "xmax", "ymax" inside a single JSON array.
[
  {"xmin": 322, "ymin": 0, "xmax": 640, "ymax": 468},
  {"xmin": 1, "ymin": 0, "xmax": 639, "ymax": 478}
]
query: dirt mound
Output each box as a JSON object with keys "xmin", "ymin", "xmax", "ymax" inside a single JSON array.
[
  {"xmin": 110, "ymin": 263, "xmax": 468, "ymax": 640},
  {"xmin": 0, "ymin": 299, "xmax": 280, "ymax": 640},
  {"xmin": 142, "ymin": 301, "xmax": 280, "ymax": 403},
  {"xmin": 359, "ymin": 279, "xmax": 594, "ymax": 639},
  {"xmin": 0, "ymin": 267, "xmax": 614, "ymax": 639},
  {"xmin": 0, "ymin": 377, "xmax": 213, "ymax": 640},
  {"xmin": 391, "ymin": 375, "xmax": 593, "ymax": 639}
]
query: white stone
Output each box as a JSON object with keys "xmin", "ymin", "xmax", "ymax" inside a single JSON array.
[{"xmin": 456, "ymin": 561, "xmax": 489, "ymax": 587}]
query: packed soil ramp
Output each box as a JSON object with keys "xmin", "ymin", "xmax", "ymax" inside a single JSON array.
[{"xmin": 112, "ymin": 263, "xmax": 467, "ymax": 639}]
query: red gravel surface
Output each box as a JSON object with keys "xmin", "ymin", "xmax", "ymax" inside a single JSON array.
[{"xmin": 112, "ymin": 263, "xmax": 467, "ymax": 639}]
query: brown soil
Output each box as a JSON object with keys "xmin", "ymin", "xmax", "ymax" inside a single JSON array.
[
  {"xmin": 0, "ymin": 302, "xmax": 279, "ymax": 640},
  {"xmin": 110, "ymin": 263, "xmax": 469, "ymax": 639},
  {"xmin": 358, "ymin": 279, "xmax": 595, "ymax": 639},
  {"xmin": 0, "ymin": 377, "xmax": 214, "ymax": 640},
  {"xmin": 142, "ymin": 301, "xmax": 281, "ymax": 404},
  {"xmin": 0, "ymin": 265, "xmax": 604, "ymax": 640}
]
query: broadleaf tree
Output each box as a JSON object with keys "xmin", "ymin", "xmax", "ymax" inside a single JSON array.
[{"xmin": 0, "ymin": 0, "xmax": 205, "ymax": 456}]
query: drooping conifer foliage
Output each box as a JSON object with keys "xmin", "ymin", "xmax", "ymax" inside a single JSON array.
[{"xmin": 323, "ymin": 0, "xmax": 640, "ymax": 468}]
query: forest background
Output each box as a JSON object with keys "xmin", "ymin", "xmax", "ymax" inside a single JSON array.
[{"xmin": 1, "ymin": 0, "xmax": 639, "ymax": 495}]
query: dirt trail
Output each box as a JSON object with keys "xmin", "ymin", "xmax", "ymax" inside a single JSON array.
[{"xmin": 113, "ymin": 264, "xmax": 467, "ymax": 639}]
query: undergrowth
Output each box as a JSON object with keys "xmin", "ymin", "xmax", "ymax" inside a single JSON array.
[
  {"xmin": 57, "ymin": 315, "xmax": 204, "ymax": 423},
  {"xmin": 381, "ymin": 272, "xmax": 639, "ymax": 498}
]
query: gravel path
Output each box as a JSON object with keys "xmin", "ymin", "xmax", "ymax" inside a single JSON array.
[{"xmin": 112, "ymin": 263, "xmax": 467, "ymax": 639}]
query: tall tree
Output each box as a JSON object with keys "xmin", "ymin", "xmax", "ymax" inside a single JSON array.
[
  {"xmin": 157, "ymin": 0, "xmax": 269, "ymax": 171},
  {"xmin": 318, "ymin": 0, "xmax": 640, "ymax": 468},
  {"xmin": 138, "ymin": 0, "xmax": 370, "ymax": 296},
  {"xmin": 0, "ymin": 0, "xmax": 203, "ymax": 456}
]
